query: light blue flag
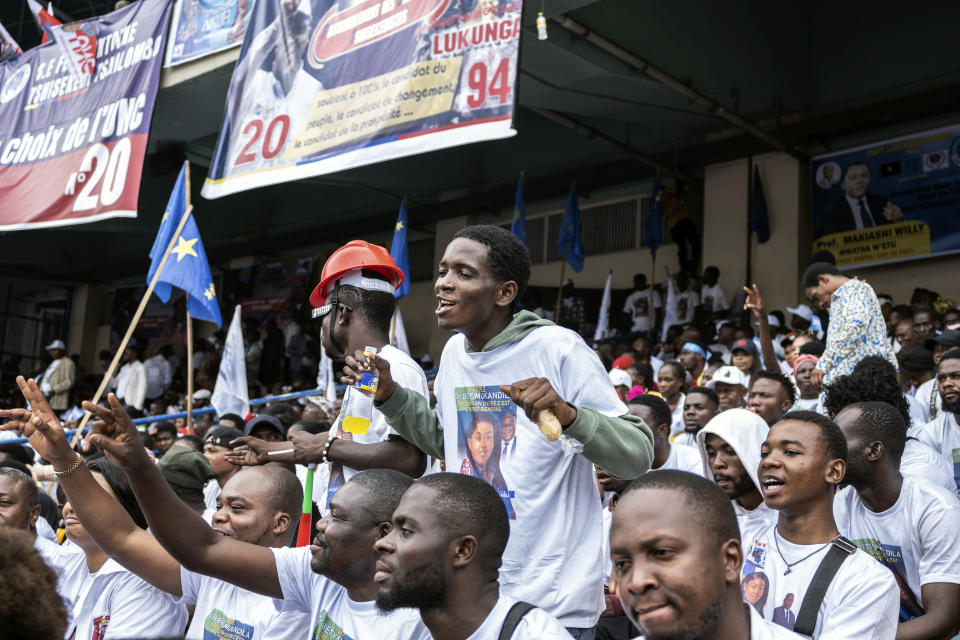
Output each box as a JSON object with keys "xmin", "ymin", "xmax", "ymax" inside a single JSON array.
[
  {"xmin": 147, "ymin": 164, "xmax": 187, "ymax": 302},
  {"xmin": 557, "ymin": 182, "xmax": 585, "ymax": 272},
  {"xmin": 511, "ymin": 176, "xmax": 526, "ymax": 245},
  {"xmin": 390, "ymin": 200, "xmax": 411, "ymax": 298}
]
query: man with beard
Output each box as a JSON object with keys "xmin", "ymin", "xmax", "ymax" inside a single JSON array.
[
  {"xmin": 672, "ymin": 387, "xmax": 719, "ymax": 447},
  {"xmin": 832, "ymin": 402, "xmax": 960, "ymax": 639},
  {"xmin": 0, "ymin": 377, "xmax": 311, "ymax": 640},
  {"xmin": 915, "ymin": 330, "xmax": 960, "ymax": 421},
  {"xmin": 697, "ymin": 409, "xmax": 777, "ymax": 533},
  {"xmin": 741, "ymin": 412, "xmax": 898, "ymax": 637},
  {"xmin": 38, "ymin": 392, "xmax": 429, "ymax": 640},
  {"xmin": 916, "ymin": 349, "xmax": 960, "ymax": 490},
  {"xmin": 374, "ymin": 473, "xmax": 569, "ymax": 639},
  {"xmin": 609, "ymin": 470, "xmax": 803, "ymax": 639}
]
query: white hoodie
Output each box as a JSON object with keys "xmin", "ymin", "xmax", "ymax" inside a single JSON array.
[{"xmin": 696, "ymin": 409, "xmax": 778, "ymax": 534}]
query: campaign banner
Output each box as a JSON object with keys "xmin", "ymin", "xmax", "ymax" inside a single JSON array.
[
  {"xmin": 0, "ymin": 0, "xmax": 171, "ymax": 232},
  {"xmin": 811, "ymin": 124, "xmax": 960, "ymax": 268},
  {"xmin": 165, "ymin": 0, "xmax": 254, "ymax": 67},
  {"xmin": 203, "ymin": 0, "xmax": 522, "ymax": 199}
]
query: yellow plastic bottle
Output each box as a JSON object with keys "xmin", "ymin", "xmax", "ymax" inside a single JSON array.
[{"xmin": 342, "ymin": 346, "xmax": 379, "ymax": 435}]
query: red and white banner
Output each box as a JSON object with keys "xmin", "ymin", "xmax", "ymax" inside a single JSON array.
[{"xmin": 0, "ymin": 0, "xmax": 170, "ymax": 231}]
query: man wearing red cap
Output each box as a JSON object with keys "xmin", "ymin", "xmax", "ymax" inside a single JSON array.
[{"xmin": 237, "ymin": 241, "xmax": 430, "ymax": 509}]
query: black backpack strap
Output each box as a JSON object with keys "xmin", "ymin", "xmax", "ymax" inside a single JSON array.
[
  {"xmin": 793, "ymin": 536, "xmax": 857, "ymax": 637},
  {"xmin": 497, "ymin": 602, "xmax": 536, "ymax": 640}
]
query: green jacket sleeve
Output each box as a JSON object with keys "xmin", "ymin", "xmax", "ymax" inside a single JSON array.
[
  {"xmin": 376, "ymin": 386, "xmax": 445, "ymax": 460},
  {"xmin": 563, "ymin": 407, "xmax": 654, "ymax": 479}
]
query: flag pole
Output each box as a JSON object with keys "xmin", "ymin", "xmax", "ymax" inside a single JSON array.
[
  {"xmin": 70, "ymin": 204, "xmax": 194, "ymax": 446},
  {"xmin": 183, "ymin": 162, "xmax": 195, "ymax": 434},
  {"xmin": 186, "ymin": 311, "xmax": 194, "ymax": 433}
]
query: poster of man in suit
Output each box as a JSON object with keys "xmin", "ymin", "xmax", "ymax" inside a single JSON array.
[{"xmin": 810, "ymin": 124, "xmax": 960, "ymax": 267}]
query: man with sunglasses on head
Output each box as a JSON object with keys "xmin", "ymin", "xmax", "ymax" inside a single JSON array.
[{"xmin": 232, "ymin": 241, "xmax": 430, "ymax": 510}]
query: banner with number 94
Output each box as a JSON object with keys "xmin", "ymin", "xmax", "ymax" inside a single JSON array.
[{"xmin": 203, "ymin": 0, "xmax": 523, "ymax": 199}]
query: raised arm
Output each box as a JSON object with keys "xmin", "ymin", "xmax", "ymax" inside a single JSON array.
[
  {"xmin": 0, "ymin": 377, "xmax": 183, "ymax": 596},
  {"xmin": 743, "ymin": 284, "xmax": 780, "ymax": 374},
  {"xmin": 81, "ymin": 395, "xmax": 285, "ymax": 599}
]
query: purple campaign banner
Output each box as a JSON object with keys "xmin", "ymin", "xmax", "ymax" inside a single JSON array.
[
  {"xmin": 202, "ymin": 0, "xmax": 522, "ymax": 199},
  {"xmin": 0, "ymin": 0, "xmax": 171, "ymax": 231}
]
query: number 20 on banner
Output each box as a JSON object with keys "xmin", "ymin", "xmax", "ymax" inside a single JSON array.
[{"xmin": 63, "ymin": 139, "xmax": 132, "ymax": 211}]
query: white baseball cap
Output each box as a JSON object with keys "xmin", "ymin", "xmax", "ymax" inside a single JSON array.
[
  {"xmin": 608, "ymin": 368, "xmax": 632, "ymax": 387},
  {"xmin": 45, "ymin": 339, "xmax": 66, "ymax": 351},
  {"xmin": 706, "ymin": 366, "xmax": 748, "ymax": 390},
  {"xmin": 787, "ymin": 304, "xmax": 814, "ymax": 322},
  {"xmin": 754, "ymin": 314, "xmax": 780, "ymax": 328}
]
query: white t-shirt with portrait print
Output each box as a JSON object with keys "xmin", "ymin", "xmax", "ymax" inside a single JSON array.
[
  {"xmin": 270, "ymin": 546, "xmax": 429, "ymax": 640},
  {"xmin": 916, "ymin": 411, "xmax": 960, "ymax": 491},
  {"xmin": 623, "ymin": 289, "xmax": 662, "ymax": 332},
  {"xmin": 434, "ymin": 324, "xmax": 628, "ymax": 627},
  {"xmin": 322, "ymin": 344, "xmax": 430, "ymax": 511},
  {"xmin": 739, "ymin": 521, "xmax": 899, "ymax": 640},
  {"xmin": 464, "ymin": 593, "xmax": 570, "ymax": 640},
  {"xmin": 700, "ymin": 283, "xmax": 729, "ymax": 314},
  {"xmin": 177, "ymin": 566, "xmax": 310, "ymax": 640},
  {"xmin": 833, "ymin": 479, "xmax": 960, "ymax": 617},
  {"xmin": 68, "ymin": 558, "xmax": 189, "ymax": 640}
]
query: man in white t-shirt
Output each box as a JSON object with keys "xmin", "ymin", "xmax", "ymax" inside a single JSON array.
[
  {"xmin": 915, "ymin": 331, "xmax": 960, "ymax": 421},
  {"xmin": 623, "ymin": 273, "xmax": 661, "ymax": 334},
  {"xmin": 61, "ymin": 397, "xmax": 431, "ymax": 640},
  {"xmin": 115, "ymin": 344, "xmax": 147, "ymax": 411},
  {"xmin": 361, "ymin": 225, "xmax": 654, "ymax": 636},
  {"xmin": 740, "ymin": 411, "xmax": 899, "ymax": 638},
  {"xmin": 2, "ymin": 379, "xmax": 312, "ymax": 640},
  {"xmin": 628, "ymin": 395, "xmax": 702, "ymax": 475},
  {"xmin": 696, "ymin": 409, "xmax": 777, "ymax": 534},
  {"xmin": 375, "ymin": 473, "xmax": 570, "ymax": 639},
  {"xmin": 700, "ymin": 266, "xmax": 729, "ymax": 316},
  {"xmin": 232, "ymin": 242, "xmax": 429, "ymax": 512},
  {"xmin": 672, "ymin": 387, "xmax": 719, "ymax": 447},
  {"xmin": 610, "ymin": 470, "xmax": 803, "ymax": 639},
  {"xmin": 832, "ymin": 401, "xmax": 960, "ymax": 638},
  {"xmin": 916, "ymin": 349, "xmax": 960, "ymax": 491}
]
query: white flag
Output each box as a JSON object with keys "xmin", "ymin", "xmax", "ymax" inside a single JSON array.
[
  {"xmin": 212, "ymin": 305, "xmax": 249, "ymax": 418},
  {"xmin": 593, "ymin": 272, "xmax": 613, "ymax": 342},
  {"xmin": 317, "ymin": 331, "xmax": 337, "ymax": 402},
  {"xmin": 390, "ymin": 307, "xmax": 410, "ymax": 355}
]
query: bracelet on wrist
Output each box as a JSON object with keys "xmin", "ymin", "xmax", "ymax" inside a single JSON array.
[
  {"xmin": 321, "ymin": 434, "xmax": 340, "ymax": 464},
  {"xmin": 54, "ymin": 453, "xmax": 83, "ymax": 478}
]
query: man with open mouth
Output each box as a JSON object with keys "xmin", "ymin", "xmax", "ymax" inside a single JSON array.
[
  {"xmin": 740, "ymin": 411, "xmax": 899, "ymax": 638},
  {"xmin": 610, "ymin": 469, "xmax": 803, "ymax": 639}
]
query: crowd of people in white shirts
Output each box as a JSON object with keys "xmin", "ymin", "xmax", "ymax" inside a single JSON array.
[{"xmin": 1, "ymin": 227, "xmax": 959, "ymax": 640}]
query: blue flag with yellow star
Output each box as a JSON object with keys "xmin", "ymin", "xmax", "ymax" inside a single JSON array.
[
  {"xmin": 390, "ymin": 200, "xmax": 411, "ymax": 298},
  {"xmin": 146, "ymin": 164, "xmax": 222, "ymax": 327},
  {"xmin": 510, "ymin": 176, "xmax": 526, "ymax": 245}
]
